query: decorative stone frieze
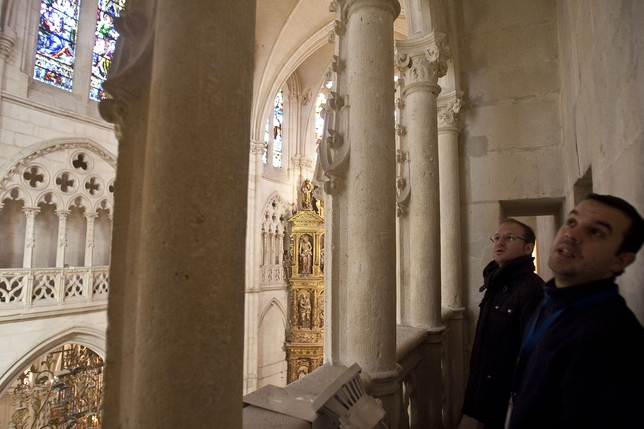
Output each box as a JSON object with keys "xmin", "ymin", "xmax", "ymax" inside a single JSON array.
[{"xmin": 290, "ymin": 156, "xmax": 313, "ymax": 169}]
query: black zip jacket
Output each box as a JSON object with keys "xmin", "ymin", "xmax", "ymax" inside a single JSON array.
[
  {"xmin": 462, "ymin": 255, "xmax": 544, "ymax": 429},
  {"xmin": 509, "ymin": 277, "xmax": 644, "ymax": 429}
]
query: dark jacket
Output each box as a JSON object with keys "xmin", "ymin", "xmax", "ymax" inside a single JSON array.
[
  {"xmin": 509, "ymin": 277, "xmax": 644, "ymax": 429},
  {"xmin": 462, "ymin": 255, "xmax": 544, "ymax": 428}
]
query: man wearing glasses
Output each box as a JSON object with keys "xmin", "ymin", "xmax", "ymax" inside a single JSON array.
[
  {"xmin": 508, "ymin": 194, "xmax": 644, "ymax": 428},
  {"xmin": 460, "ymin": 219, "xmax": 544, "ymax": 429}
]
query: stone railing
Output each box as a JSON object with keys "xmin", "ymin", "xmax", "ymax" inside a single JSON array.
[
  {"xmin": 243, "ymin": 326, "xmax": 433, "ymax": 428},
  {"xmin": 243, "ymin": 311, "xmax": 466, "ymax": 429},
  {"xmin": 0, "ymin": 266, "xmax": 109, "ymax": 320}
]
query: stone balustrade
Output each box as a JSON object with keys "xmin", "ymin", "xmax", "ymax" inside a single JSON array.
[
  {"xmin": 243, "ymin": 318, "xmax": 464, "ymax": 429},
  {"xmin": 0, "ymin": 266, "xmax": 108, "ymax": 320}
]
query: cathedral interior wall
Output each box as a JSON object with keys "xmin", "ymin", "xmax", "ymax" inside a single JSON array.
[
  {"xmin": 457, "ymin": 0, "xmax": 564, "ymax": 345},
  {"xmin": 1, "ymin": 0, "xmax": 642, "ymax": 424},
  {"xmin": 556, "ymin": 0, "xmax": 644, "ymax": 322}
]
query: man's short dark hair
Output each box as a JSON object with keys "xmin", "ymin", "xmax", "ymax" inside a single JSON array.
[
  {"xmin": 500, "ymin": 218, "xmax": 536, "ymax": 244},
  {"xmin": 585, "ymin": 193, "xmax": 644, "ymax": 254}
]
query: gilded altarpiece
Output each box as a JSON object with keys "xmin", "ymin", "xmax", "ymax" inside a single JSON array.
[{"xmin": 285, "ymin": 209, "xmax": 324, "ymax": 383}]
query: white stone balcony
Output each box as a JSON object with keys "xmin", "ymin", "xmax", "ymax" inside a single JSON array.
[{"xmin": 0, "ymin": 266, "xmax": 109, "ymax": 321}]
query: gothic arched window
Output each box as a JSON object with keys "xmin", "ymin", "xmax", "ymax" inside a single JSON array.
[
  {"xmin": 314, "ymin": 92, "xmax": 327, "ymax": 146},
  {"xmin": 90, "ymin": 0, "xmax": 127, "ymax": 100},
  {"xmin": 34, "ymin": 0, "xmax": 126, "ymax": 100},
  {"xmin": 34, "ymin": 0, "xmax": 81, "ymax": 91},
  {"xmin": 263, "ymin": 89, "xmax": 284, "ymax": 168},
  {"xmin": 272, "ymin": 90, "xmax": 284, "ymax": 168}
]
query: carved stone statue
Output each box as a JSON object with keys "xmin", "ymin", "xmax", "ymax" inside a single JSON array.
[
  {"xmin": 301, "ymin": 179, "xmax": 313, "ymax": 210},
  {"xmin": 283, "ymin": 250, "xmax": 292, "ymax": 279},
  {"xmin": 298, "ymin": 292, "xmax": 311, "ymax": 329},
  {"xmin": 299, "ymin": 235, "xmax": 313, "ymax": 275}
]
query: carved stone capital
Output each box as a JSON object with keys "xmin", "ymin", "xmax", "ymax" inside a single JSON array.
[
  {"xmin": 250, "ymin": 140, "xmax": 265, "ymax": 155},
  {"xmin": 22, "ymin": 207, "xmax": 41, "ymax": 219},
  {"xmin": 84, "ymin": 212, "xmax": 99, "ymax": 222},
  {"xmin": 55, "ymin": 210, "xmax": 71, "ymax": 220},
  {"xmin": 395, "ymin": 32, "xmax": 451, "ymax": 86},
  {"xmin": 344, "ymin": 0, "xmax": 401, "ymax": 20},
  {"xmin": 437, "ymin": 91, "xmax": 464, "ymax": 133},
  {"xmin": 0, "ymin": 28, "xmax": 17, "ymax": 59},
  {"xmin": 291, "ymin": 156, "xmax": 313, "ymax": 169}
]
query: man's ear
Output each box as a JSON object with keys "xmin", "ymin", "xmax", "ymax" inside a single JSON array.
[
  {"xmin": 524, "ymin": 242, "xmax": 535, "ymax": 255},
  {"xmin": 612, "ymin": 252, "xmax": 636, "ymax": 275}
]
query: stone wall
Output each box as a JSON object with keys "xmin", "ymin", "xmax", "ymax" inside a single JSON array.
[
  {"xmin": 457, "ymin": 0, "xmax": 563, "ymax": 341},
  {"xmin": 557, "ymin": 0, "xmax": 644, "ymax": 321}
]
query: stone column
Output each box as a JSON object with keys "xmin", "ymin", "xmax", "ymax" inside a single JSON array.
[
  {"xmin": 83, "ymin": 212, "xmax": 98, "ymax": 267},
  {"xmin": 99, "ymin": 1, "xmax": 256, "ymax": 427},
  {"xmin": 55, "ymin": 210, "xmax": 70, "ymax": 268},
  {"xmin": 273, "ymin": 229, "xmax": 280, "ymax": 265},
  {"xmin": 261, "ymin": 230, "xmax": 268, "ymax": 266},
  {"xmin": 0, "ymin": 28, "xmax": 16, "ymax": 116},
  {"xmin": 321, "ymin": 0, "xmax": 400, "ymax": 417},
  {"xmin": 395, "ymin": 32, "xmax": 450, "ymax": 428},
  {"xmin": 395, "ymin": 32, "xmax": 449, "ymax": 329},
  {"xmin": 244, "ymin": 140, "xmax": 265, "ymax": 394},
  {"xmin": 22, "ymin": 207, "xmax": 40, "ymax": 268},
  {"xmin": 438, "ymin": 91, "xmax": 465, "ymax": 427},
  {"xmin": 438, "ymin": 92, "xmax": 463, "ymax": 309},
  {"xmin": 276, "ymin": 229, "xmax": 284, "ymax": 266}
]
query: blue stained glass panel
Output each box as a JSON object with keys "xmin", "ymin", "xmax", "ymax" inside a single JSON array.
[
  {"xmin": 34, "ymin": 0, "xmax": 81, "ymax": 91},
  {"xmin": 263, "ymin": 119, "xmax": 269, "ymax": 164},
  {"xmin": 272, "ymin": 90, "xmax": 284, "ymax": 168},
  {"xmin": 90, "ymin": 0, "xmax": 126, "ymax": 101}
]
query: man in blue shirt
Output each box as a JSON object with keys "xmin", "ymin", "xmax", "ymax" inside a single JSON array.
[{"xmin": 509, "ymin": 194, "xmax": 644, "ymax": 429}]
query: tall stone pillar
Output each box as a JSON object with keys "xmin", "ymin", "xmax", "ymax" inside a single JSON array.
[
  {"xmin": 321, "ymin": 0, "xmax": 400, "ymax": 417},
  {"xmin": 83, "ymin": 212, "xmax": 98, "ymax": 267},
  {"xmin": 244, "ymin": 140, "xmax": 265, "ymax": 394},
  {"xmin": 395, "ymin": 33, "xmax": 449, "ymax": 329},
  {"xmin": 22, "ymin": 207, "xmax": 40, "ymax": 268},
  {"xmin": 55, "ymin": 210, "xmax": 70, "ymax": 268},
  {"xmin": 438, "ymin": 91, "xmax": 465, "ymax": 427},
  {"xmin": 99, "ymin": 1, "xmax": 256, "ymax": 427},
  {"xmin": 438, "ymin": 92, "xmax": 463, "ymax": 309},
  {"xmin": 395, "ymin": 32, "xmax": 450, "ymax": 428}
]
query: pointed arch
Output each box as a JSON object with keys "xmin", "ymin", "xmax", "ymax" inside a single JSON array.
[
  {"xmin": 0, "ymin": 326, "xmax": 106, "ymax": 397},
  {"xmin": 257, "ymin": 298, "xmax": 288, "ymax": 388},
  {"xmin": 260, "ymin": 191, "xmax": 291, "ymax": 233},
  {"xmin": 258, "ymin": 297, "xmax": 287, "ymax": 329}
]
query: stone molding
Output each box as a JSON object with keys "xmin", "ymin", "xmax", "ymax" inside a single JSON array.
[
  {"xmin": 291, "ymin": 156, "xmax": 313, "ymax": 169},
  {"xmin": 0, "ymin": 28, "xmax": 17, "ymax": 59}
]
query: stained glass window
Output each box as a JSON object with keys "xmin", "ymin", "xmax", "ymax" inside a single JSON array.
[
  {"xmin": 263, "ymin": 120, "xmax": 269, "ymax": 164},
  {"xmin": 314, "ymin": 92, "xmax": 327, "ymax": 145},
  {"xmin": 90, "ymin": 0, "xmax": 126, "ymax": 101},
  {"xmin": 34, "ymin": 0, "xmax": 81, "ymax": 91},
  {"xmin": 272, "ymin": 90, "xmax": 284, "ymax": 168}
]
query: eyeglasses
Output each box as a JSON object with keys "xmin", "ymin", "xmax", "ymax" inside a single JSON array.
[{"xmin": 490, "ymin": 234, "xmax": 528, "ymax": 243}]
